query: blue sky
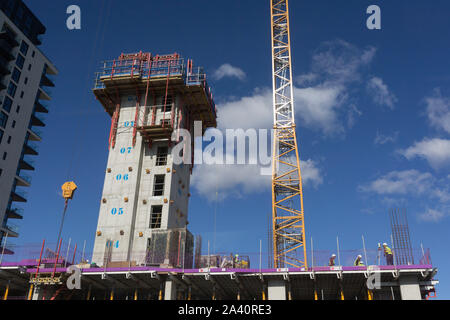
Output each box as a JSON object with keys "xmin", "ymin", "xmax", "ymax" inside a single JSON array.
[{"xmin": 11, "ymin": 0, "xmax": 449, "ymax": 298}]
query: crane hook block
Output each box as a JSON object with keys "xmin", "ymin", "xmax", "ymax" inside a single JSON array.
[{"xmin": 62, "ymin": 181, "xmax": 78, "ymax": 200}]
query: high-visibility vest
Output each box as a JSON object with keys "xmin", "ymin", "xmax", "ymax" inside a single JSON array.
[
  {"xmin": 354, "ymin": 258, "xmax": 364, "ymax": 266},
  {"xmin": 384, "ymin": 247, "xmax": 392, "ymax": 255}
]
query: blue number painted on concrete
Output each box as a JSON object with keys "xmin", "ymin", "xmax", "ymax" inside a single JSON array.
[
  {"xmin": 120, "ymin": 147, "xmax": 126, "ymax": 154},
  {"xmin": 127, "ymin": 147, "xmax": 132, "ymax": 154},
  {"xmin": 115, "ymin": 174, "xmax": 129, "ymax": 181},
  {"xmin": 111, "ymin": 207, "xmax": 124, "ymax": 216},
  {"xmin": 114, "ymin": 241, "xmax": 119, "ymax": 248}
]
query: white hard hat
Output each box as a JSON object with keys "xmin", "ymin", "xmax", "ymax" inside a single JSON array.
[
  {"xmin": 358, "ymin": 255, "xmax": 362, "ymax": 258},
  {"xmin": 383, "ymin": 243, "xmax": 387, "ymax": 246},
  {"xmin": 331, "ymin": 254, "xmax": 336, "ymax": 257}
]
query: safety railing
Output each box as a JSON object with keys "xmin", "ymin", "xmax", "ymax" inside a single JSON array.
[{"xmin": 0, "ymin": 245, "xmax": 433, "ymax": 272}]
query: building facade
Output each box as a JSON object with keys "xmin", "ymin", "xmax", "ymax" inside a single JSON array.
[
  {"xmin": 0, "ymin": 0, "xmax": 57, "ymax": 247},
  {"xmin": 91, "ymin": 52, "xmax": 216, "ymax": 267}
]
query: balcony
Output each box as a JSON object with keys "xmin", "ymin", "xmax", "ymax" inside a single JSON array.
[
  {"xmin": 1, "ymin": 223, "xmax": 19, "ymax": 238},
  {"xmin": 19, "ymin": 157, "xmax": 35, "ymax": 171},
  {"xmin": 6, "ymin": 207, "xmax": 23, "ymax": 220},
  {"xmin": 0, "ymin": 56, "xmax": 11, "ymax": 76},
  {"xmin": 28, "ymin": 128, "xmax": 42, "ymax": 141},
  {"xmin": 34, "ymin": 101, "xmax": 49, "ymax": 113},
  {"xmin": 23, "ymin": 142, "xmax": 39, "ymax": 156},
  {"xmin": 10, "ymin": 189, "xmax": 27, "ymax": 203},
  {"xmin": 30, "ymin": 113, "xmax": 46, "ymax": 127},
  {"xmin": 15, "ymin": 174, "xmax": 31, "ymax": 187},
  {"xmin": 40, "ymin": 73, "xmax": 55, "ymax": 87},
  {"xmin": 0, "ymin": 28, "xmax": 19, "ymax": 47},
  {"xmin": 0, "ymin": 39, "xmax": 15, "ymax": 61},
  {"xmin": 38, "ymin": 87, "xmax": 51, "ymax": 100}
]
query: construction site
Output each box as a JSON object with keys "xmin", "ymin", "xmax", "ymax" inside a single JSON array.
[{"xmin": 0, "ymin": 0, "xmax": 440, "ymax": 301}]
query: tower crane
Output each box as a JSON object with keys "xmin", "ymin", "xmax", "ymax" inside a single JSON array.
[{"xmin": 270, "ymin": 0, "xmax": 308, "ymax": 268}]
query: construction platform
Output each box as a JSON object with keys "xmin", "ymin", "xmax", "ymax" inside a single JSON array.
[
  {"xmin": 93, "ymin": 52, "xmax": 217, "ymax": 129},
  {"xmin": 0, "ymin": 262, "xmax": 438, "ymax": 300}
]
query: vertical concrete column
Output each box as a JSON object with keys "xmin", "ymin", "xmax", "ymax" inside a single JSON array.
[
  {"xmin": 164, "ymin": 280, "xmax": 177, "ymax": 300},
  {"xmin": 267, "ymin": 279, "xmax": 286, "ymax": 300},
  {"xmin": 399, "ymin": 275, "xmax": 422, "ymax": 300}
]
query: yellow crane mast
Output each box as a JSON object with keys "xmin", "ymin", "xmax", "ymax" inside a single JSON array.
[{"xmin": 270, "ymin": 0, "xmax": 307, "ymax": 268}]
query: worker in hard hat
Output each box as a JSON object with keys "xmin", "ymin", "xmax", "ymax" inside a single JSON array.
[
  {"xmin": 382, "ymin": 243, "xmax": 394, "ymax": 266},
  {"xmin": 233, "ymin": 254, "xmax": 239, "ymax": 268},
  {"xmin": 328, "ymin": 254, "xmax": 337, "ymax": 267},
  {"xmin": 354, "ymin": 255, "xmax": 365, "ymax": 266}
]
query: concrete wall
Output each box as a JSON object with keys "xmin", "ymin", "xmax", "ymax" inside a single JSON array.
[{"xmin": 92, "ymin": 94, "xmax": 192, "ymax": 266}]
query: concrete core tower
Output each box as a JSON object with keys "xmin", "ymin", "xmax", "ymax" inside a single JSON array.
[{"xmin": 91, "ymin": 52, "xmax": 216, "ymax": 268}]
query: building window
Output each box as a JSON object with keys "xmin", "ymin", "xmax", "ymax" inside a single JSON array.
[
  {"xmin": 0, "ymin": 130, "xmax": 3, "ymax": 144},
  {"xmin": 32, "ymin": 51, "xmax": 35, "ymax": 58},
  {"xmin": 7, "ymin": 136, "xmax": 11, "ymax": 144},
  {"xmin": 16, "ymin": 105, "xmax": 20, "ymax": 113},
  {"xmin": 0, "ymin": 112, "xmax": 8, "ymax": 128},
  {"xmin": 153, "ymin": 175, "xmax": 165, "ymax": 196},
  {"xmin": 7, "ymin": 82, "xmax": 17, "ymax": 98},
  {"xmin": 156, "ymin": 146, "xmax": 168, "ymax": 166},
  {"xmin": 11, "ymin": 68, "xmax": 21, "ymax": 83},
  {"xmin": 2, "ymin": 152, "xmax": 7, "ymax": 160},
  {"xmin": 16, "ymin": 54, "xmax": 25, "ymax": 69},
  {"xmin": 11, "ymin": 120, "xmax": 16, "ymax": 128},
  {"xmin": 28, "ymin": 64, "xmax": 31, "ymax": 71},
  {"xmin": 150, "ymin": 205, "xmax": 162, "ymax": 229},
  {"xmin": 24, "ymin": 77, "xmax": 28, "ymax": 84},
  {"xmin": 20, "ymin": 91, "xmax": 24, "ymax": 98},
  {"xmin": 20, "ymin": 41, "xmax": 29, "ymax": 56},
  {"xmin": 3, "ymin": 97, "xmax": 13, "ymax": 113}
]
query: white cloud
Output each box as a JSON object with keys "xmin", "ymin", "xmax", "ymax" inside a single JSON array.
[
  {"xmin": 399, "ymin": 138, "xmax": 450, "ymax": 169},
  {"xmin": 217, "ymin": 88, "xmax": 272, "ymax": 130},
  {"xmin": 374, "ymin": 131, "xmax": 399, "ymax": 145},
  {"xmin": 359, "ymin": 170, "xmax": 434, "ymax": 195},
  {"xmin": 294, "ymin": 85, "xmax": 346, "ymax": 134},
  {"xmin": 425, "ymin": 89, "xmax": 450, "ymax": 134},
  {"xmin": 216, "ymin": 40, "xmax": 379, "ymax": 136},
  {"xmin": 296, "ymin": 73, "xmax": 318, "ymax": 86},
  {"xmin": 367, "ymin": 77, "xmax": 398, "ymax": 109},
  {"xmin": 213, "ymin": 64, "xmax": 246, "ymax": 81},
  {"xmin": 419, "ymin": 209, "xmax": 446, "ymax": 222},
  {"xmin": 310, "ymin": 40, "xmax": 376, "ymax": 84},
  {"xmin": 192, "ymin": 159, "xmax": 322, "ymax": 201}
]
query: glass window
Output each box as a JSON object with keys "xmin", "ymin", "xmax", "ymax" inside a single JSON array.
[
  {"xmin": 0, "ymin": 129, "xmax": 3, "ymax": 144},
  {"xmin": 11, "ymin": 68, "xmax": 21, "ymax": 83},
  {"xmin": 20, "ymin": 41, "xmax": 29, "ymax": 56},
  {"xmin": 7, "ymin": 82, "xmax": 17, "ymax": 98},
  {"xmin": 0, "ymin": 112, "xmax": 8, "ymax": 128},
  {"xmin": 16, "ymin": 105, "xmax": 20, "ymax": 113},
  {"xmin": 156, "ymin": 146, "xmax": 168, "ymax": 166},
  {"xmin": 16, "ymin": 54, "xmax": 25, "ymax": 69},
  {"xmin": 3, "ymin": 97, "xmax": 13, "ymax": 113},
  {"xmin": 150, "ymin": 206, "xmax": 162, "ymax": 229},
  {"xmin": 2, "ymin": 152, "xmax": 6, "ymax": 160},
  {"xmin": 153, "ymin": 175, "xmax": 165, "ymax": 196}
]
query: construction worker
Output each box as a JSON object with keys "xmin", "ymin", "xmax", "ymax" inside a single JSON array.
[
  {"xmin": 354, "ymin": 255, "xmax": 365, "ymax": 266},
  {"xmin": 234, "ymin": 254, "xmax": 239, "ymax": 268},
  {"xmin": 329, "ymin": 254, "xmax": 337, "ymax": 266},
  {"xmin": 382, "ymin": 243, "xmax": 394, "ymax": 266}
]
